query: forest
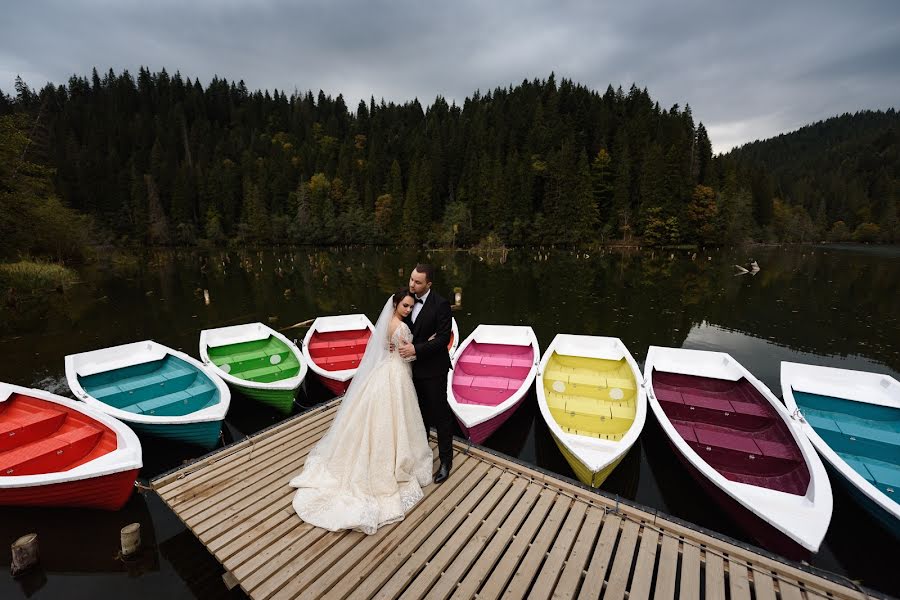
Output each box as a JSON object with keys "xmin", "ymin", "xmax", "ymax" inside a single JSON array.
[{"xmin": 1, "ymin": 68, "xmax": 897, "ymax": 263}]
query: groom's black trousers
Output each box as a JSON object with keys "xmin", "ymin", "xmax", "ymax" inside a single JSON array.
[{"xmin": 414, "ymin": 373, "xmax": 453, "ymax": 466}]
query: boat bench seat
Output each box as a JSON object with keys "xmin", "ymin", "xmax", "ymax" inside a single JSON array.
[
  {"xmin": 457, "ymin": 354, "xmax": 532, "ymax": 379},
  {"xmin": 121, "ymin": 380, "xmax": 218, "ymax": 416},
  {"xmin": 837, "ymin": 421, "xmax": 899, "ymax": 447},
  {"xmin": 453, "ymin": 375, "xmax": 519, "ymax": 406},
  {"xmin": 656, "ymin": 386, "xmax": 773, "ymax": 430},
  {"xmin": 837, "ymin": 452, "xmax": 900, "ymax": 497},
  {"xmin": 237, "ymin": 363, "xmax": 297, "ymax": 383},
  {"xmin": 87, "ymin": 369, "xmax": 197, "ymax": 408},
  {"xmin": 813, "ymin": 417, "xmax": 899, "ymax": 463},
  {"xmin": 0, "ymin": 408, "xmax": 66, "ymax": 453},
  {"xmin": 317, "ymin": 353, "xmax": 363, "ymax": 371},
  {"xmin": 308, "ymin": 339, "xmax": 368, "ymax": 359},
  {"xmin": 217, "ymin": 348, "xmax": 294, "ymax": 373},
  {"xmin": 0, "ymin": 426, "xmax": 102, "ymax": 476},
  {"xmin": 677, "ymin": 423, "xmax": 802, "ymax": 473},
  {"xmin": 547, "ymin": 392, "xmax": 633, "ymax": 436},
  {"xmin": 866, "ymin": 462, "xmax": 900, "ymax": 495},
  {"xmin": 837, "ymin": 453, "xmax": 877, "ymax": 483}
]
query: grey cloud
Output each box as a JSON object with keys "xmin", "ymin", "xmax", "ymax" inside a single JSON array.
[{"xmin": 2, "ymin": 0, "xmax": 898, "ymax": 152}]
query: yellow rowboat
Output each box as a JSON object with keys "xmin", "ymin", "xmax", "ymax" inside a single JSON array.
[{"xmin": 536, "ymin": 334, "xmax": 646, "ymax": 487}]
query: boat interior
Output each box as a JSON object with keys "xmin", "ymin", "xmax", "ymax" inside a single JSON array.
[
  {"xmin": 206, "ymin": 335, "xmax": 301, "ymax": 383},
  {"xmin": 543, "ymin": 353, "xmax": 637, "ymax": 440},
  {"xmin": 0, "ymin": 393, "xmax": 116, "ymax": 475},
  {"xmin": 452, "ymin": 341, "xmax": 534, "ymax": 407},
  {"xmin": 794, "ymin": 390, "xmax": 900, "ymax": 498},
  {"xmin": 78, "ymin": 355, "xmax": 220, "ymax": 417},
  {"xmin": 653, "ymin": 370, "xmax": 810, "ymax": 495},
  {"xmin": 307, "ymin": 329, "xmax": 371, "ymax": 372}
]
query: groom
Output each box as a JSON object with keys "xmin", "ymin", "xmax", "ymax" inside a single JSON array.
[{"xmin": 398, "ymin": 263, "xmax": 454, "ymax": 483}]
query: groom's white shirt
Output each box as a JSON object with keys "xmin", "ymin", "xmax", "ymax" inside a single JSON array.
[{"xmin": 411, "ymin": 289, "xmax": 430, "ymax": 323}]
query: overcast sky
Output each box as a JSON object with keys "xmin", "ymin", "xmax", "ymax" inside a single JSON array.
[{"xmin": 3, "ymin": 0, "xmax": 898, "ymax": 153}]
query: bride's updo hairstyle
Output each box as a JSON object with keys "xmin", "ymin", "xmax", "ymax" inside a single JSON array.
[{"xmin": 393, "ymin": 288, "xmax": 415, "ymax": 306}]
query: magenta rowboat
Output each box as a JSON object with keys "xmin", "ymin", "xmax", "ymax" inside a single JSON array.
[
  {"xmin": 447, "ymin": 325, "xmax": 539, "ymax": 444},
  {"xmin": 644, "ymin": 347, "xmax": 832, "ymax": 559}
]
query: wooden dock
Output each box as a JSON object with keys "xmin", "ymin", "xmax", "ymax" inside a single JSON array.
[{"xmin": 151, "ymin": 400, "xmax": 874, "ymax": 600}]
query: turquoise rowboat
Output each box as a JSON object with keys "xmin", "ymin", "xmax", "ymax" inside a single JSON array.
[
  {"xmin": 199, "ymin": 322, "xmax": 307, "ymax": 413},
  {"xmin": 781, "ymin": 362, "xmax": 900, "ymax": 537},
  {"xmin": 65, "ymin": 341, "xmax": 230, "ymax": 450}
]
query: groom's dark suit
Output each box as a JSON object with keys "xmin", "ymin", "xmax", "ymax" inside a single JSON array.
[{"xmin": 405, "ymin": 290, "xmax": 453, "ymax": 467}]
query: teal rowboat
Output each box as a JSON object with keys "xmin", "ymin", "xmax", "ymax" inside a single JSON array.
[
  {"xmin": 781, "ymin": 362, "xmax": 900, "ymax": 537},
  {"xmin": 199, "ymin": 323, "xmax": 307, "ymax": 413},
  {"xmin": 65, "ymin": 341, "xmax": 230, "ymax": 450}
]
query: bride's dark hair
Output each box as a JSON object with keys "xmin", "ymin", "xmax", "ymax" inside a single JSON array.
[{"xmin": 392, "ymin": 288, "xmax": 415, "ymax": 306}]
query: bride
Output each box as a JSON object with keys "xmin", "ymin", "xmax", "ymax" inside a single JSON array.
[{"xmin": 289, "ymin": 289, "xmax": 434, "ymax": 534}]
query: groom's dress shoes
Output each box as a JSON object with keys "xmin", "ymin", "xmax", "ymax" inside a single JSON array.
[{"xmin": 434, "ymin": 462, "xmax": 451, "ymax": 484}]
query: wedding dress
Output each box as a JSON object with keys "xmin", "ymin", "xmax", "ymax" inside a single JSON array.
[{"xmin": 289, "ymin": 298, "xmax": 433, "ymax": 535}]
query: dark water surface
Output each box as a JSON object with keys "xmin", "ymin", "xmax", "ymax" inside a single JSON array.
[{"xmin": 1, "ymin": 245, "xmax": 898, "ymax": 598}]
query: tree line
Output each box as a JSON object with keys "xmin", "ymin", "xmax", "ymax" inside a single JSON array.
[{"xmin": 1, "ymin": 67, "xmax": 897, "ymax": 262}]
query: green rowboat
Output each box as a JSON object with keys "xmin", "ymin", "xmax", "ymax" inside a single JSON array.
[{"xmin": 200, "ymin": 323, "xmax": 307, "ymax": 413}]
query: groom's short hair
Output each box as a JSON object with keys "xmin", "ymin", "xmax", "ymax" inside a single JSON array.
[{"xmin": 414, "ymin": 263, "xmax": 434, "ymax": 283}]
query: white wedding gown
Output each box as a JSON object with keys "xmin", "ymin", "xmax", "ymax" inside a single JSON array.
[{"xmin": 289, "ymin": 321, "xmax": 433, "ymax": 534}]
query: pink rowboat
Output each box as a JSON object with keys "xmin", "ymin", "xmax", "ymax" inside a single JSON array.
[
  {"xmin": 644, "ymin": 347, "xmax": 832, "ymax": 559},
  {"xmin": 448, "ymin": 325, "xmax": 539, "ymax": 444},
  {"xmin": 0, "ymin": 381, "xmax": 142, "ymax": 510},
  {"xmin": 302, "ymin": 314, "xmax": 374, "ymax": 396}
]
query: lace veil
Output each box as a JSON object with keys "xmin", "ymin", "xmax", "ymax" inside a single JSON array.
[{"xmin": 302, "ymin": 295, "xmax": 395, "ymax": 464}]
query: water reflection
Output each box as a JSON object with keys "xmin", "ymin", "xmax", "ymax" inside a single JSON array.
[{"xmin": 0, "ymin": 245, "xmax": 898, "ymax": 597}]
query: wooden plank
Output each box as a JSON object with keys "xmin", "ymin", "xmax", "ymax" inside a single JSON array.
[
  {"xmin": 295, "ymin": 452, "xmax": 477, "ymax": 600},
  {"xmin": 679, "ymin": 542, "xmax": 701, "ymax": 600},
  {"xmin": 208, "ymin": 441, "xmax": 435, "ymax": 554},
  {"xmin": 167, "ymin": 418, "xmax": 332, "ymax": 512},
  {"xmin": 704, "ymin": 551, "xmax": 726, "ymax": 600},
  {"xmin": 626, "ymin": 527, "xmax": 660, "ymax": 600},
  {"xmin": 752, "ymin": 570, "xmax": 777, "ymax": 600},
  {"xmin": 176, "ymin": 423, "xmax": 328, "ymax": 523},
  {"xmin": 455, "ymin": 445, "xmax": 865, "ymax": 600},
  {"xmin": 221, "ymin": 510, "xmax": 301, "ymax": 569},
  {"xmin": 206, "ymin": 444, "xmax": 440, "ymax": 555},
  {"xmin": 780, "ymin": 580, "xmax": 805, "ymax": 600},
  {"xmin": 249, "ymin": 527, "xmax": 349, "ymax": 599},
  {"xmin": 577, "ymin": 513, "xmax": 622, "ymax": 600},
  {"xmin": 342, "ymin": 462, "xmax": 498, "ymax": 600},
  {"xmin": 468, "ymin": 488, "xmax": 558, "ymax": 600},
  {"xmin": 235, "ymin": 524, "xmax": 324, "ymax": 585},
  {"xmin": 603, "ymin": 518, "xmax": 641, "ymax": 600},
  {"xmin": 158, "ymin": 407, "xmax": 336, "ymax": 501},
  {"xmin": 552, "ymin": 505, "xmax": 606, "ymax": 599},
  {"xmin": 186, "ymin": 445, "xmax": 323, "ymax": 536},
  {"xmin": 422, "ymin": 481, "xmax": 541, "ymax": 600},
  {"xmin": 652, "ymin": 536, "xmax": 679, "ymax": 600},
  {"xmin": 502, "ymin": 494, "xmax": 574, "ymax": 599},
  {"xmin": 150, "ymin": 404, "xmax": 866, "ymax": 600},
  {"xmin": 377, "ymin": 470, "xmax": 517, "ymax": 600},
  {"xmin": 727, "ymin": 560, "xmax": 751, "ymax": 600},
  {"xmin": 154, "ymin": 402, "xmax": 339, "ymax": 492},
  {"xmin": 199, "ymin": 487, "xmax": 295, "ymax": 545}
]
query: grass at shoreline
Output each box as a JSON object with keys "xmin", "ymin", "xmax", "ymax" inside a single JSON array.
[{"xmin": 0, "ymin": 260, "xmax": 79, "ymax": 293}]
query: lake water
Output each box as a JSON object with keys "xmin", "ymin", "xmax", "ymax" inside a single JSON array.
[{"xmin": 1, "ymin": 244, "xmax": 898, "ymax": 598}]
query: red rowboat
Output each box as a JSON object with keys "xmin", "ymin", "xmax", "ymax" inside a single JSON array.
[
  {"xmin": 0, "ymin": 381, "xmax": 142, "ymax": 510},
  {"xmin": 302, "ymin": 314, "xmax": 375, "ymax": 396}
]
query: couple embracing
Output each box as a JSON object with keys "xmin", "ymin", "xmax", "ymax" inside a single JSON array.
[{"xmin": 288, "ymin": 263, "xmax": 454, "ymax": 535}]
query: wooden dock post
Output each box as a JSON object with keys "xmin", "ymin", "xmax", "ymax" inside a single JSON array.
[
  {"xmin": 11, "ymin": 533, "xmax": 39, "ymax": 576},
  {"xmin": 120, "ymin": 523, "xmax": 141, "ymax": 557}
]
